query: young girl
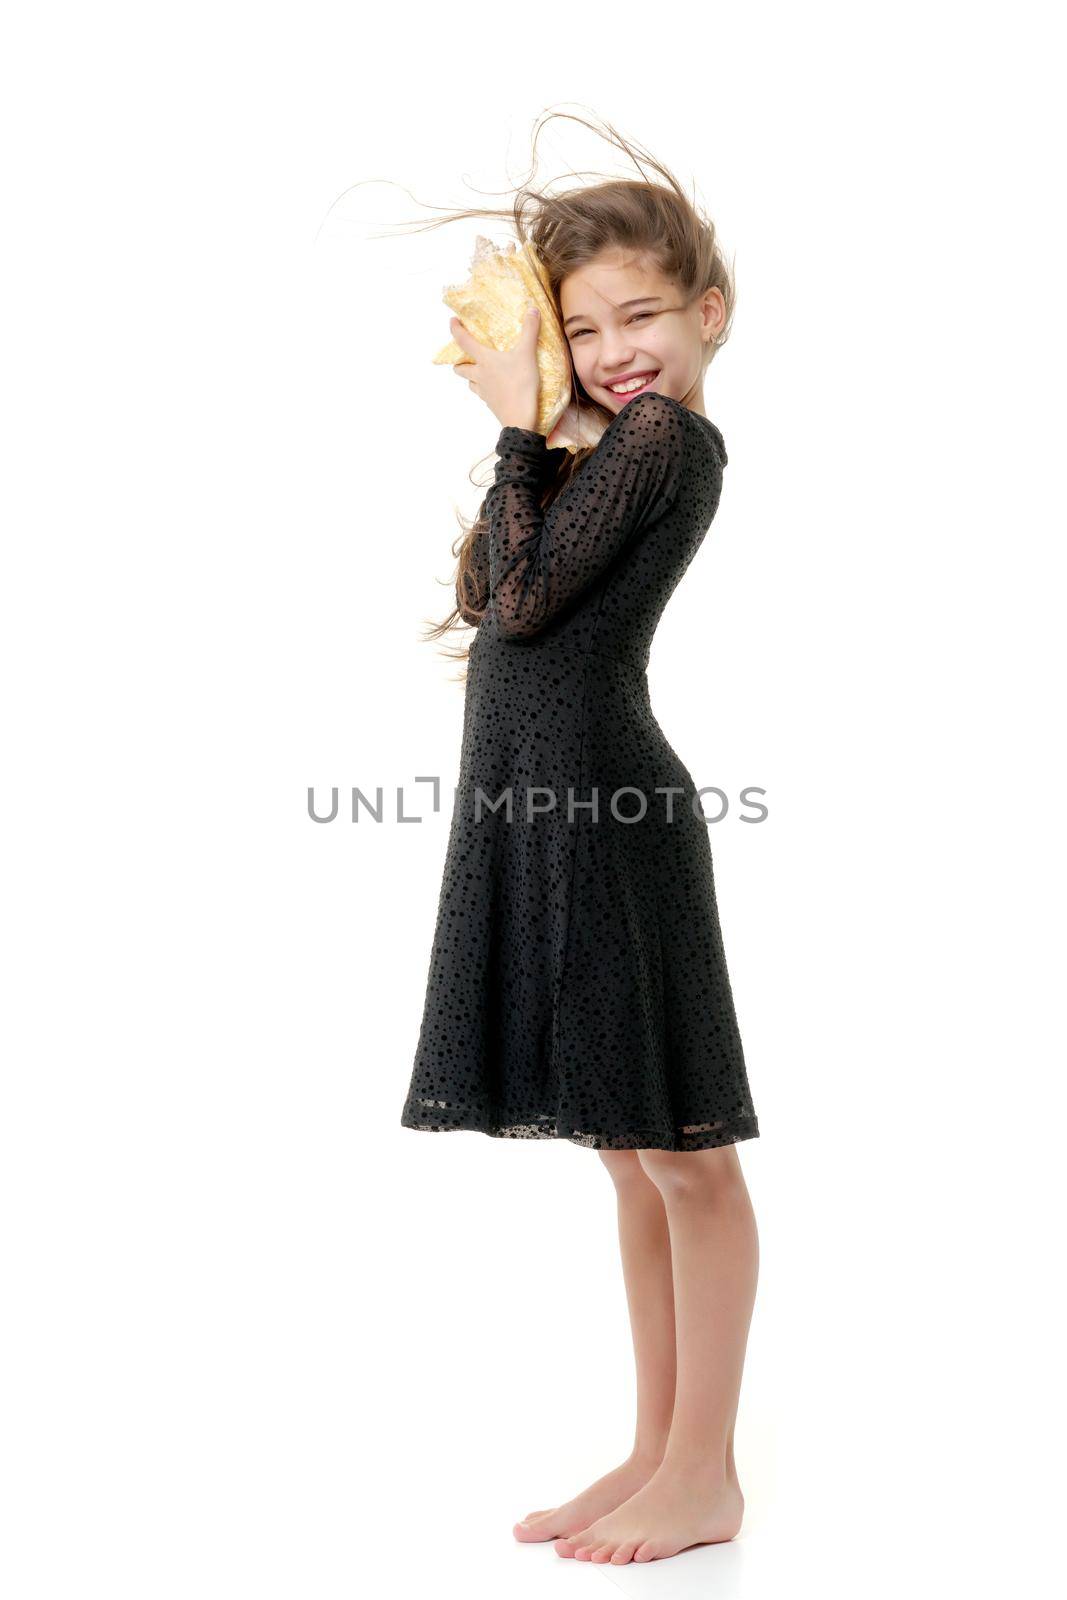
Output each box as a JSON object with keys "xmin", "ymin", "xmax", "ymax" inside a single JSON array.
[{"xmin": 400, "ymin": 114, "xmax": 761, "ymax": 1566}]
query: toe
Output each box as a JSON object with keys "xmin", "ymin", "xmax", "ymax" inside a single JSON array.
[
  {"xmin": 634, "ymin": 1539, "xmax": 660, "ymax": 1562},
  {"xmin": 553, "ymin": 1538, "xmax": 576, "ymax": 1559},
  {"xmin": 589, "ymin": 1543, "xmax": 616, "ymax": 1563},
  {"xmin": 611, "ymin": 1541, "xmax": 640, "ymax": 1564},
  {"xmin": 514, "ymin": 1519, "xmax": 551, "ymax": 1543}
]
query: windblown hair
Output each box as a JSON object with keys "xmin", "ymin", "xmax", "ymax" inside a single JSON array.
[{"xmin": 371, "ymin": 108, "xmax": 736, "ymax": 680}]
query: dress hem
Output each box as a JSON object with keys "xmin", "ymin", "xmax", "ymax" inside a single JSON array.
[{"xmin": 400, "ymin": 1107, "xmax": 760, "ymax": 1154}]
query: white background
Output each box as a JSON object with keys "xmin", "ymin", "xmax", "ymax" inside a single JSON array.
[{"xmin": 3, "ymin": 4, "xmax": 1064, "ymax": 1596}]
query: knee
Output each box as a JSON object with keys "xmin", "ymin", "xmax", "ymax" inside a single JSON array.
[
  {"xmin": 638, "ymin": 1144, "xmax": 744, "ymax": 1204},
  {"xmin": 597, "ymin": 1147, "xmax": 648, "ymax": 1187}
]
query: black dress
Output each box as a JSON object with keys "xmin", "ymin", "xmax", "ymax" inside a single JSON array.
[{"xmin": 400, "ymin": 390, "xmax": 760, "ymax": 1152}]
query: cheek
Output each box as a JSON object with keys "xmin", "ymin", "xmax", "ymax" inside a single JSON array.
[{"xmin": 569, "ymin": 350, "xmax": 597, "ymax": 386}]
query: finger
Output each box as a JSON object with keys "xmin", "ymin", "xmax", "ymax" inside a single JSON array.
[
  {"xmin": 450, "ymin": 359, "xmax": 476, "ymax": 378},
  {"xmin": 449, "ymin": 316, "xmax": 486, "ymax": 358}
]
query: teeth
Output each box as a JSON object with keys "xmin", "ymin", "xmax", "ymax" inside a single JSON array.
[{"xmin": 607, "ymin": 373, "xmax": 657, "ymax": 394}]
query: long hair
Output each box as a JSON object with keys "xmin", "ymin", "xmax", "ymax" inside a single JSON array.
[{"xmin": 351, "ymin": 107, "xmax": 736, "ymax": 681}]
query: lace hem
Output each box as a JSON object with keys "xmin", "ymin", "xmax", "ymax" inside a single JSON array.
[{"xmin": 401, "ymin": 1101, "xmax": 760, "ymax": 1154}]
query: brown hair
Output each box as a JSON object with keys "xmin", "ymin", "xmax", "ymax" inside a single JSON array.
[{"xmin": 378, "ymin": 108, "xmax": 736, "ymax": 680}]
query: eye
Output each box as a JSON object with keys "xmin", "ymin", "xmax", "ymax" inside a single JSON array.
[{"xmin": 569, "ymin": 311, "xmax": 656, "ymax": 340}]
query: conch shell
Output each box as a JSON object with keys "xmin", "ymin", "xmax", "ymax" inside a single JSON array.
[{"xmin": 433, "ymin": 235, "xmax": 603, "ymax": 451}]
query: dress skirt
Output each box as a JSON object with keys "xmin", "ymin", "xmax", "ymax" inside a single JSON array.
[{"xmin": 400, "ymin": 635, "xmax": 760, "ymax": 1152}]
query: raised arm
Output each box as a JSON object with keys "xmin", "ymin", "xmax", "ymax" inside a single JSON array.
[{"xmin": 484, "ymin": 389, "xmax": 689, "ymax": 639}]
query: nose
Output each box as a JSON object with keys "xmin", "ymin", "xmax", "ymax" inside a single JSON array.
[{"xmin": 599, "ymin": 339, "xmax": 640, "ymax": 377}]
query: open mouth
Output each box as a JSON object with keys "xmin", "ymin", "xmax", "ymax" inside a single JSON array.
[{"xmin": 604, "ymin": 371, "xmax": 660, "ymax": 401}]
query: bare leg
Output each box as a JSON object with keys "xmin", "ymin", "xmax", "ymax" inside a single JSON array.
[
  {"xmin": 554, "ymin": 1143, "xmax": 759, "ymax": 1564},
  {"xmin": 514, "ymin": 1148, "xmax": 678, "ymax": 1541}
]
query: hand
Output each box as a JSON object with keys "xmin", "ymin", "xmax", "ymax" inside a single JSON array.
[{"xmin": 449, "ymin": 303, "xmax": 542, "ymax": 433}]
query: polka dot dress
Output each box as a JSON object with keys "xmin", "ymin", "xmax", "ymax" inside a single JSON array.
[{"xmin": 400, "ymin": 390, "xmax": 760, "ymax": 1152}]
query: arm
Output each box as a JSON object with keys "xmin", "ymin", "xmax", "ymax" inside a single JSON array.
[
  {"xmin": 484, "ymin": 390, "xmax": 688, "ymax": 639},
  {"xmin": 456, "ymin": 502, "xmax": 489, "ymax": 626}
]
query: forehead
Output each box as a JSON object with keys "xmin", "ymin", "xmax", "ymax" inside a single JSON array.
[{"xmin": 558, "ymin": 254, "xmax": 672, "ymax": 318}]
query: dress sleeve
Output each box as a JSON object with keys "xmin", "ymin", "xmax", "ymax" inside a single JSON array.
[
  {"xmin": 484, "ymin": 389, "xmax": 688, "ymax": 638},
  {"xmin": 456, "ymin": 500, "xmax": 489, "ymax": 625}
]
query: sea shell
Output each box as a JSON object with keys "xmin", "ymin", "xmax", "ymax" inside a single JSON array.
[{"xmin": 432, "ymin": 235, "xmax": 573, "ymax": 444}]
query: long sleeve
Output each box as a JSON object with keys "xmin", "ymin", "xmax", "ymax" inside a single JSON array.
[
  {"xmin": 456, "ymin": 501, "xmax": 489, "ymax": 625},
  {"xmin": 484, "ymin": 389, "xmax": 688, "ymax": 639}
]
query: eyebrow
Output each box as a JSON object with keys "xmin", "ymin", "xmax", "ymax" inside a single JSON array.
[{"xmin": 563, "ymin": 296, "xmax": 662, "ymax": 330}]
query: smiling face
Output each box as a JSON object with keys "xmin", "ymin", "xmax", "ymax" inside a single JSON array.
[{"xmin": 559, "ymin": 250, "xmax": 726, "ymax": 417}]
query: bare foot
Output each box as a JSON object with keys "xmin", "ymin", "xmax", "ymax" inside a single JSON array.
[
  {"xmin": 512, "ymin": 1452, "xmax": 664, "ymax": 1542},
  {"xmin": 552, "ymin": 1456, "xmax": 744, "ymax": 1564}
]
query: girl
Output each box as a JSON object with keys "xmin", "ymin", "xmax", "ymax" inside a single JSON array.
[{"xmin": 399, "ymin": 112, "xmax": 761, "ymax": 1566}]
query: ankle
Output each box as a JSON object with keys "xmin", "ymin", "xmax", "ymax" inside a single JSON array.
[
  {"xmin": 629, "ymin": 1439, "xmax": 668, "ymax": 1471},
  {"xmin": 659, "ymin": 1443, "xmax": 730, "ymax": 1482}
]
